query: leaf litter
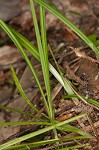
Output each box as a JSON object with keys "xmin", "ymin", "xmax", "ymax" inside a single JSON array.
[{"xmin": 0, "ymin": 0, "xmax": 99, "ymax": 148}]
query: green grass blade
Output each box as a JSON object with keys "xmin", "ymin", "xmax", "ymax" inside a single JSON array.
[
  {"xmin": 0, "ymin": 113, "xmax": 89, "ymax": 150},
  {"xmin": 7, "ymin": 25, "xmax": 40, "ymax": 61},
  {"xmin": 57, "ymin": 124, "xmax": 90, "ymax": 136},
  {"xmin": 34, "ymin": 0, "xmax": 99, "ymax": 56},
  {"xmin": 0, "ymin": 105, "xmax": 40, "ymax": 119},
  {"xmin": 11, "ymin": 66, "xmax": 40, "ymax": 112},
  {"xmin": 40, "ymin": 1, "xmax": 53, "ymax": 120},
  {"xmin": 0, "ymin": 121, "xmax": 51, "ymax": 126},
  {"xmin": 40, "ymin": 1, "xmax": 58, "ymax": 140},
  {"xmin": 86, "ymin": 98, "xmax": 99, "ymax": 108},
  {"xmin": 5, "ymin": 139, "xmax": 59, "ymax": 150}
]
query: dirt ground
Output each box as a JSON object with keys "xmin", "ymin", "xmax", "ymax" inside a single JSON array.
[{"xmin": 0, "ymin": 0, "xmax": 99, "ymax": 149}]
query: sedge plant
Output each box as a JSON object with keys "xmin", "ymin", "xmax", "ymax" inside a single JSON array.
[{"xmin": 0, "ymin": 0, "xmax": 98, "ymax": 149}]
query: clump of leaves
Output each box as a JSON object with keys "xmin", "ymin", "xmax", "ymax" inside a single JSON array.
[{"xmin": 0, "ymin": 0, "xmax": 98, "ymax": 149}]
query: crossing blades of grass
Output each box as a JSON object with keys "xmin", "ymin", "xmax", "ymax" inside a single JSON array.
[{"xmin": 0, "ymin": 113, "xmax": 92, "ymax": 150}]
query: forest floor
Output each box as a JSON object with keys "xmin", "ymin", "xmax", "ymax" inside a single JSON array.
[{"xmin": 0, "ymin": 0, "xmax": 99, "ymax": 149}]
